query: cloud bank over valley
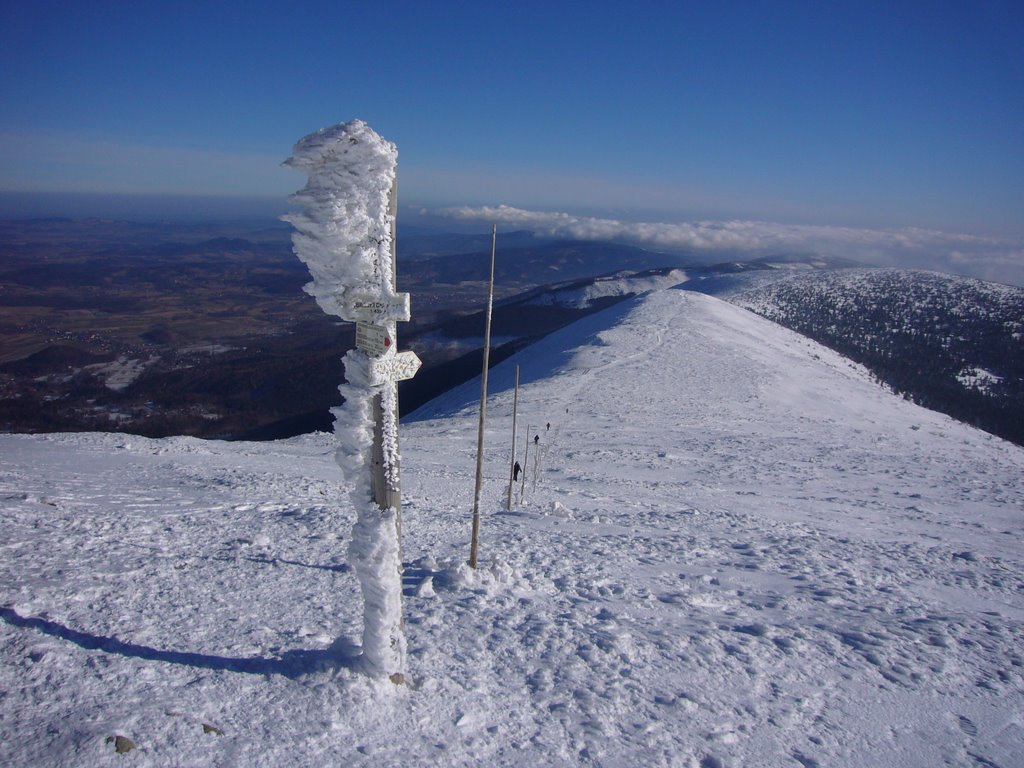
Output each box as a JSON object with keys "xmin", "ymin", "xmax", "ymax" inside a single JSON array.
[{"xmin": 437, "ymin": 205, "xmax": 1024, "ymax": 287}]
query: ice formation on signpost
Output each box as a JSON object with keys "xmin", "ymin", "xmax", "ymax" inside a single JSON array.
[{"xmin": 283, "ymin": 120, "xmax": 409, "ymax": 681}]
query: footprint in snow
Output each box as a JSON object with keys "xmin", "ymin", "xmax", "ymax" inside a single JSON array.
[{"xmin": 957, "ymin": 714, "xmax": 978, "ymax": 737}]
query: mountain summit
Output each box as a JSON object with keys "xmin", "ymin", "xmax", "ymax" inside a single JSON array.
[{"xmin": 2, "ymin": 286, "xmax": 1022, "ymax": 766}]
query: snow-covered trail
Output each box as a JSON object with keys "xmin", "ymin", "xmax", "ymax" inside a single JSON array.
[
  {"xmin": 404, "ymin": 289, "xmax": 1024, "ymax": 766},
  {"xmin": 2, "ymin": 288, "xmax": 1022, "ymax": 767}
]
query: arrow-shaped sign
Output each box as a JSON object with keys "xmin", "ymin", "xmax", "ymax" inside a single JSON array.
[{"xmin": 368, "ymin": 349, "xmax": 422, "ymax": 386}]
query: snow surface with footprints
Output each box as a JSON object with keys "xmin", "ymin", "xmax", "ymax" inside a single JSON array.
[{"xmin": 2, "ymin": 288, "xmax": 1022, "ymax": 766}]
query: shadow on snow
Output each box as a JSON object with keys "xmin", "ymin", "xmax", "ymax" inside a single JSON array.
[{"xmin": 0, "ymin": 606, "xmax": 360, "ymax": 678}]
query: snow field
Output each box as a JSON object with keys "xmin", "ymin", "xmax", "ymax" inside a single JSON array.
[
  {"xmin": 403, "ymin": 289, "xmax": 1024, "ymax": 766},
  {"xmin": 1, "ymin": 288, "xmax": 1022, "ymax": 766}
]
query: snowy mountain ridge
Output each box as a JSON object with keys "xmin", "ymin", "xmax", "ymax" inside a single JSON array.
[
  {"xmin": 728, "ymin": 268, "xmax": 1024, "ymax": 446},
  {"xmin": 2, "ymin": 286, "xmax": 1023, "ymax": 767},
  {"xmin": 523, "ymin": 268, "xmax": 689, "ymax": 310}
]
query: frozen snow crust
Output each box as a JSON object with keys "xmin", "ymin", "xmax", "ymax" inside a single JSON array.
[{"xmin": 2, "ymin": 288, "xmax": 1023, "ymax": 766}]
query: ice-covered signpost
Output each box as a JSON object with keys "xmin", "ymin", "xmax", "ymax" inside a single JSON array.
[{"xmin": 283, "ymin": 120, "xmax": 420, "ymax": 684}]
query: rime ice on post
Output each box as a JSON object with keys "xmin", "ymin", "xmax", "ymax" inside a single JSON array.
[
  {"xmin": 283, "ymin": 120, "xmax": 399, "ymax": 319},
  {"xmin": 283, "ymin": 120, "xmax": 420, "ymax": 682}
]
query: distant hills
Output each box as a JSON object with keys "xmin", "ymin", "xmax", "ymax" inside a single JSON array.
[
  {"xmin": 399, "ymin": 238, "xmax": 682, "ymax": 299},
  {"xmin": 0, "ymin": 219, "xmax": 686, "ymax": 439},
  {"xmin": 397, "ymin": 229, "xmax": 548, "ymax": 259},
  {"xmin": 2, "ymin": 217, "xmax": 1021, "ymax": 446}
]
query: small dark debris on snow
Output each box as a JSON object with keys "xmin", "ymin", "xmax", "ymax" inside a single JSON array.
[
  {"xmin": 106, "ymin": 735, "xmax": 135, "ymax": 754},
  {"xmin": 202, "ymin": 723, "xmax": 224, "ymax": 736}
]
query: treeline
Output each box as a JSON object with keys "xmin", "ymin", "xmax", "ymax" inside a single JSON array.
[{"xmin": 737, "ymin": 269, "xmax": 1024, "ymax": 447}]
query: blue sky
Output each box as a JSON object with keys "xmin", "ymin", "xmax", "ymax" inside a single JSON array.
[{"xmin": 1, "ymin": 1, "xmax": 1022, "ymax": 276}]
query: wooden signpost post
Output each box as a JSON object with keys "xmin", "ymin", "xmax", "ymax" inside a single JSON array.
[{"xmin": 284, "ymin": 120, "xmax": 418, "ymax": 682}]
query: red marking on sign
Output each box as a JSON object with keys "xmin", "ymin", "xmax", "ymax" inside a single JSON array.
[{"xmin": 384, "ymin": 337, "xmax": 392, "ymax": 347}]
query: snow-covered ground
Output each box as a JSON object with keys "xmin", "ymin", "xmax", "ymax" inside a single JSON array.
[
  {"xmin": 2, "ymin": 288, "xmax": 1022, "ymax": 767},
  {"xmin": 83, "ymin": 355, "xmax": 161, "ymax": 391}
]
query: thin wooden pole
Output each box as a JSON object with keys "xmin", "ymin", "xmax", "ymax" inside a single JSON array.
[
  {"xmin": 532, "ymin": 432, "xmax": 540, "ymax": 494},
  {"xmin": 506, "ymin": 365, "xmax": 520, "ymax": 511},
  {"xmin": 359, "ymin": 174, "xmax": 406, "ymax": 683},
  {"xmin": 469, "ymin": 224, "xmax": 497, "ymax": 568},
  {"xmin": 520, "ymin": 423, "xmax": 531, "ymax": 504},
  {"xmin": 371, "ymin": 180, "xmax": 402, "ymax": 521}
]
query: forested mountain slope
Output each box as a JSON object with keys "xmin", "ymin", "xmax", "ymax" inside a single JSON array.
[{"xmin": 733, "ymin": 269, "xmax": 1024, "ymax": 445}]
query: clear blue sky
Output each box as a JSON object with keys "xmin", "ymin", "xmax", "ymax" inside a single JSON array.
[{"xmin": 1, "ymin": 0, "xmax": 1021, "ymax": 240}]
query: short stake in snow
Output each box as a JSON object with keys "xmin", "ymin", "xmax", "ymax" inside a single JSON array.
[{"xmin": 283, "ymin": 120, "xmax": 420, "ymax": 683}]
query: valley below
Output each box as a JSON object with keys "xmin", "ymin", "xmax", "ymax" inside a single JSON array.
[
  {"xmin": 0, "ymin": 219, "xmax": 627, "ymax": 439},
  {"xmin": 2, "ymin": 218, "xmax": 1022, "ymax": 449}
]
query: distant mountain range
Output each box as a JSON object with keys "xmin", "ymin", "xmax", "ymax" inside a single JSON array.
[
  {"xmin": 2, "ymin": 217, "xmax": 1021, "ymax": 446},
  {"xmin": 397, "ymin": 229, "xmax": 549, "ymax": 259},
  {"xmin": 399, "ymin": 238, "xmax": 684, "ymax": 303},
  {"xmin": 0, "ymin": 219, "xmax": 691, "ymax": 439}
]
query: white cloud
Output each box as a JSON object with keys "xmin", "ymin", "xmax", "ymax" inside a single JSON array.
[{"xmin": 434, "ymin": 204, "xmax": 1024, "ymax": 286}]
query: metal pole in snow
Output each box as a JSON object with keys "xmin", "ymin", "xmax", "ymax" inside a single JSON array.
[
  {"xmin": 506, "ymin": 365, "xmax": 520, "ymax": 511},
  {"xmin": 469, "ymin": 225, "xmax": 497, "ymax": 569}
]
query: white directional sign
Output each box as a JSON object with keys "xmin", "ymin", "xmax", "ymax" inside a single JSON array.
[
  {"xmin": 369, "ymin": 349, "xmax": 422, "ymax": 386},
  {"xmin": 355, "ymin": 322, "xmax": 391, "ymax": 356},
  {"xmin": 344, "ymin": 293, "xmax": 411, "ymax": 323}
]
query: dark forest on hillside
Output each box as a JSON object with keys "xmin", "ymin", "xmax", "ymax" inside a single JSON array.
[{"xmin": 737, "ymin": 270, "xmax": 1024, "ymax": 447}]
